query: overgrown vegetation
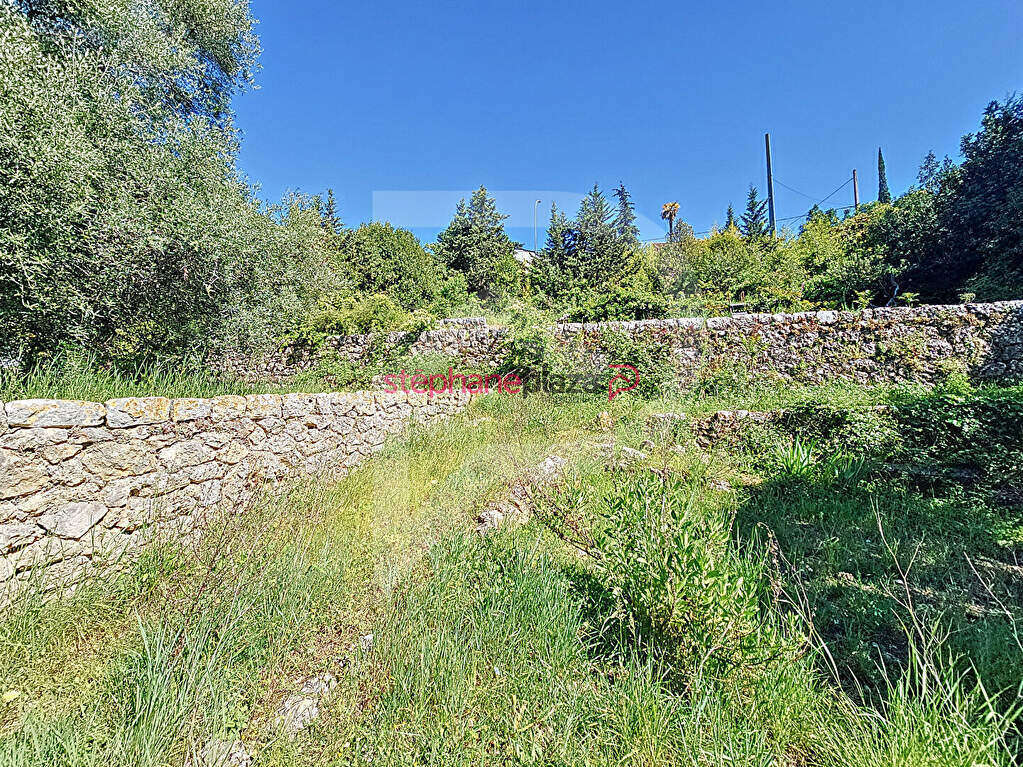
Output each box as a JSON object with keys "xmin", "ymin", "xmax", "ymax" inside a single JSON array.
[{"xmin": 2, "ymin": 385, "xmax": 1020, "ymax": 765}]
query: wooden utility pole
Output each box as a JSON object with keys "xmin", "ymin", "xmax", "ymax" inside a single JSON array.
[
  {"xmin": 765, "ymin": 133, "xmax": 776, "ymax": 235},
  {"xmin": 852, "ymin": 169, "xmax": 859, "ymax": 211}
]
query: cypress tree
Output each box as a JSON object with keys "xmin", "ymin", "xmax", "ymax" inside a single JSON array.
[{"xmin": 878, "ymin": 147, "xmax": 892, "ymax": 203}]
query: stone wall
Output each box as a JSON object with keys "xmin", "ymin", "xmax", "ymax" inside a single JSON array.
[
  {"xmin": 219, "ymin": 301, "xmax": 1023, "ymax": 386},
  {"xmin": 0, "ymin": 389, "xmax": 473, "ymax": 600},
  {"xmin": 216, "ymin": 327, "xmax": 507, "ymax": 382}
]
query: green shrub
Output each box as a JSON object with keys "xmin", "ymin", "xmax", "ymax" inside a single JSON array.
[
  {"xmin": 498, "ymin": 303, "xmax": 574, "ymax": 390},
  {"xmin": 344, "ymin": 223, "xmax": 440, "ymax": 311},
  {"xmin": 294, "ymin": 292, "xmax": 433, "ymax": 347},
  {"xmin": 586, "ymin": 472, "xmax": 795, "ymax": 677},
  {"xmin": 567, "ymin": 282, "xmax": 668, "ymax": 322}
]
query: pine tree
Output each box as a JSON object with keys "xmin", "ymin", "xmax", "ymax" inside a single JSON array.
[
  {"xmin": 531, "ymin": 203, "xmax": 576, "ymax": 300},
  {"xmin": 533, "ymin": 187, "xmax": 640, "ymax": 303},
  {"xmin": 434, "ymin": 186, "xmax": 518, "ymax": 298},
  {"xmin": 878, "ymin": 147, "xmax": 892, "ymax": 203},
  {"xmin": 612, "ymin": 182, "xmax": 640, "ymax": 247},
  {"xmin": 322, "ymin": 188, "xmax": 342, "ymax": 233},
  {"xmin": 576, "ymin": 184, "xmax": 622, "ymax": 284},
  {"xmin": 740, "ymin": 185, "xmax": 769, "ymax": 239},
  {"xmin": 723, "ymin": 203, "xmax": 737, "ymax": 230}
]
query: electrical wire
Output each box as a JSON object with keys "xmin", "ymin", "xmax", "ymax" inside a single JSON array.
[
  {"xmin": 640, "ymin": 175, "xmax": 857, "ymax": 242},
  {"xmin": 772, "ymin": 178, "xmax": 819, "ymax": 201},
  {"xmin": 815, "ymin": 177, "xmax": 853, "ymax": 206}
]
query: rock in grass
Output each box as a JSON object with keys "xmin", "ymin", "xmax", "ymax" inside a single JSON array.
[
  {"xmin": 475, "ymin": 455, "xmax": 568, "ymax": 535},
  {"xmin": 619, "ymin": 446, "xmax": 648, "ymax": 463},
  {"xmin": 193, "ymin": 740, "xmax": 252, "ymax": 767},
  {"xmin": 275, "ymin": 672, "xmax": 338, "ymax": 734},
  {"xmin": 277, "ymin": 696, "xmax": 321, "ymax": 733}
]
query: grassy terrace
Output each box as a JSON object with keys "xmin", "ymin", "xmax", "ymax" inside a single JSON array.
[{"xmin": 1, "ymin": 383, "xmax": 1022, "ymax": 766}]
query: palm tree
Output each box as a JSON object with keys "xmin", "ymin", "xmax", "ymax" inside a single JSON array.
[{"xmin": 661, "ymin": 201, "xmax": 680, "ymax": 240}]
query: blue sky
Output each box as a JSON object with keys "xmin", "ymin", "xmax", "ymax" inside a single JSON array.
[{"xmin": 234, "ymin": 0, "xmax": 1021, "ymax": 245}]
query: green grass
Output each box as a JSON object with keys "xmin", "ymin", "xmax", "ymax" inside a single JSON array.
[
  {"xmin": 0, "ymin": 351, "xmax": 302, "ymax": 402},
  {"xmin": 1, "ymin": 383, "xmax": 1020, "ymax": 766},
  {"xmin": 302, "ymin": 451, "xmax": 1017, "ymax": 766},
  {"xmin": 0, "ymin": 393, "xmax": 599, "ymax": 765}
]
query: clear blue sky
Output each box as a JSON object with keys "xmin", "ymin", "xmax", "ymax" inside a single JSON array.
[{"xmin": 234, "ymin": 0, "xmax": 1021, "ymax": 246}]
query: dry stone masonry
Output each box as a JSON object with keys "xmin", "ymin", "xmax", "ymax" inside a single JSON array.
[
  {"xmin": 7, "ymin": 301, "xmax": 1023, "ymax": 601},
  {"xmin": 219, "ymin": 302, "xmax": 1023, "ymax": 386},
  {"xmin": 0, "ymin": 389, "xmax": 473, "ymax": 600}
]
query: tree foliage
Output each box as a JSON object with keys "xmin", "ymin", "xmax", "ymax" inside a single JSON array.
[
  {"xmin": 0, "ymin": 0, "xmax": 264, "ymax": 358},
  {"xmin": 613, "ymin": 183, "xmax": 640, "ymax": 247},
  {"xmin": 878, "ymin": 147, "xmax": 892, "ymax": 204},
  {"xmin": 740, "ymin": 185, "xmax": 769, "ymax": 239},
  {"xmin": 433, "ymin": 186, "xmax": 519, "ymax": 298},
  {"xmin": 345, "ymin": 222, "xmax": 439, "ymax": 311}
]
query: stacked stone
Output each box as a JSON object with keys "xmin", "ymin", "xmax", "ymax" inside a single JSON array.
[
  {"xmin": 217, "ymin": 302, "xmax": 1023, "ymax": 388},
  {"xmin": 0, "ymin": 389, "xmax": 473, "ymax": 598}
]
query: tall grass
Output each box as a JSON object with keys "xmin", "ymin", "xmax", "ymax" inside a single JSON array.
[
  {"xmin": 2, "ymin": 387, "xmax": 1019, "ymax": 765},
  {"xmin": 317, "ymin": 456, "xmax": 1017, "ymax": 766},
  {"xmin": 0, "ymin": 393, "xmax": 598, "ymax": 765},
  {"xmin": 0, "ymin": 349, "xmax": 295, "ymax": 402}
]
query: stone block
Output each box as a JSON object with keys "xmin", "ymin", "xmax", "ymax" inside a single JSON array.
[
  {"xmin": 5, "ymin": 400, "xmax": 105, "ymax": 429},
  {"xmin": 171, "ymin": 398, "xmax": 212, "ymax": 422},
  {"xmin": 40, "ymin": 502, "xmax": 107, "ymax": 539},
  {"xmin": 282, "ymin": 394, "xmax": 317, "ymax": 419},
  {"xmin": 106, "ymin": 397, "xmax": 171, "ymax": 428},
  {"xmin": 0, "ymin": 522, "xmax": 42, "ymax": 554},
  {"xmin": 0, "ymin": 453, "xmax": 50, "ymax": 500},
  {"xmin": 159, "ymin": 439, "xmax": 214, "ymax": 472},
  {"xmin": 82, "ymin": 441, "xmax": 158, "ymax": 480},
  {"xmin": 40, "ymin": 442, "xmax": 82, "ymax": 464},
  {"xmin": 0, "ymin": 427, "xmax": 67, "ymax": 451},
  {"xmin": 210, "ymin": 396, "xmax": 248, "ymax": 420},
  {"xmin": 245, "ymin": 393, "xmax": 283, "ymax": 419}
]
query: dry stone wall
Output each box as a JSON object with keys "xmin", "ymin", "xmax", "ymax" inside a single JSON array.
[
  {"xmin": 0, "ymin": 389, "xmax": 473, "ymax": 600},
  {"xmin": 220, "ymin": 301, "xmax": 1023, "ymax": 386},
  {"xmin": 557, "ymin": 301, "xmax": 1023, "ymax": 384}
]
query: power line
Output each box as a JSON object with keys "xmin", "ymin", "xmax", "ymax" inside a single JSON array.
[
  {"xmin": 816, "ymin": 177, "xmax": 853, "ymax": 206},
  {"xmin": 772, "ymin": 178, "xmax": 820, "ymax": 201}
]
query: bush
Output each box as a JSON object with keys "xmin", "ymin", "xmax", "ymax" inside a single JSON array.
[
  {"xmin": 558, "ymin": 471, "xmax": 796, "ymax": 679},
  {"xmin": 498, "ymin": 302, "xmax": 574, "ymax": 390},
  {"xmin": 567, "ymin": 282, "xmax": 668, "ymax": 322},
  {"xmin": 344, "ymin": 223, "xmax": 440, "ymax": 311},
  {"xmin": 293, "ymin": 292, "xmax": 434, "ymax": 347},
  {"xmin": 654, "ymin": 228, "xmax": 813, "ymax": 314}
]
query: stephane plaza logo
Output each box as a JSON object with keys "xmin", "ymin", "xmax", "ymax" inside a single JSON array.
[{"xmin": 382, "ymin": 364, "xmax": 640, "ymax": 402}]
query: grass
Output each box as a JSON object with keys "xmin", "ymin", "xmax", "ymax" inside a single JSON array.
[
  {"xmin": 0, "ymin": 351, "xmax": 301, "ymax": 402},
  {"xmin": 1, "ymin": 382, "xmax": 1021, "ymax": 765},
  {"xmin": 0, "ymin": 393, "xmax": 600, "ymax": 764}
]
